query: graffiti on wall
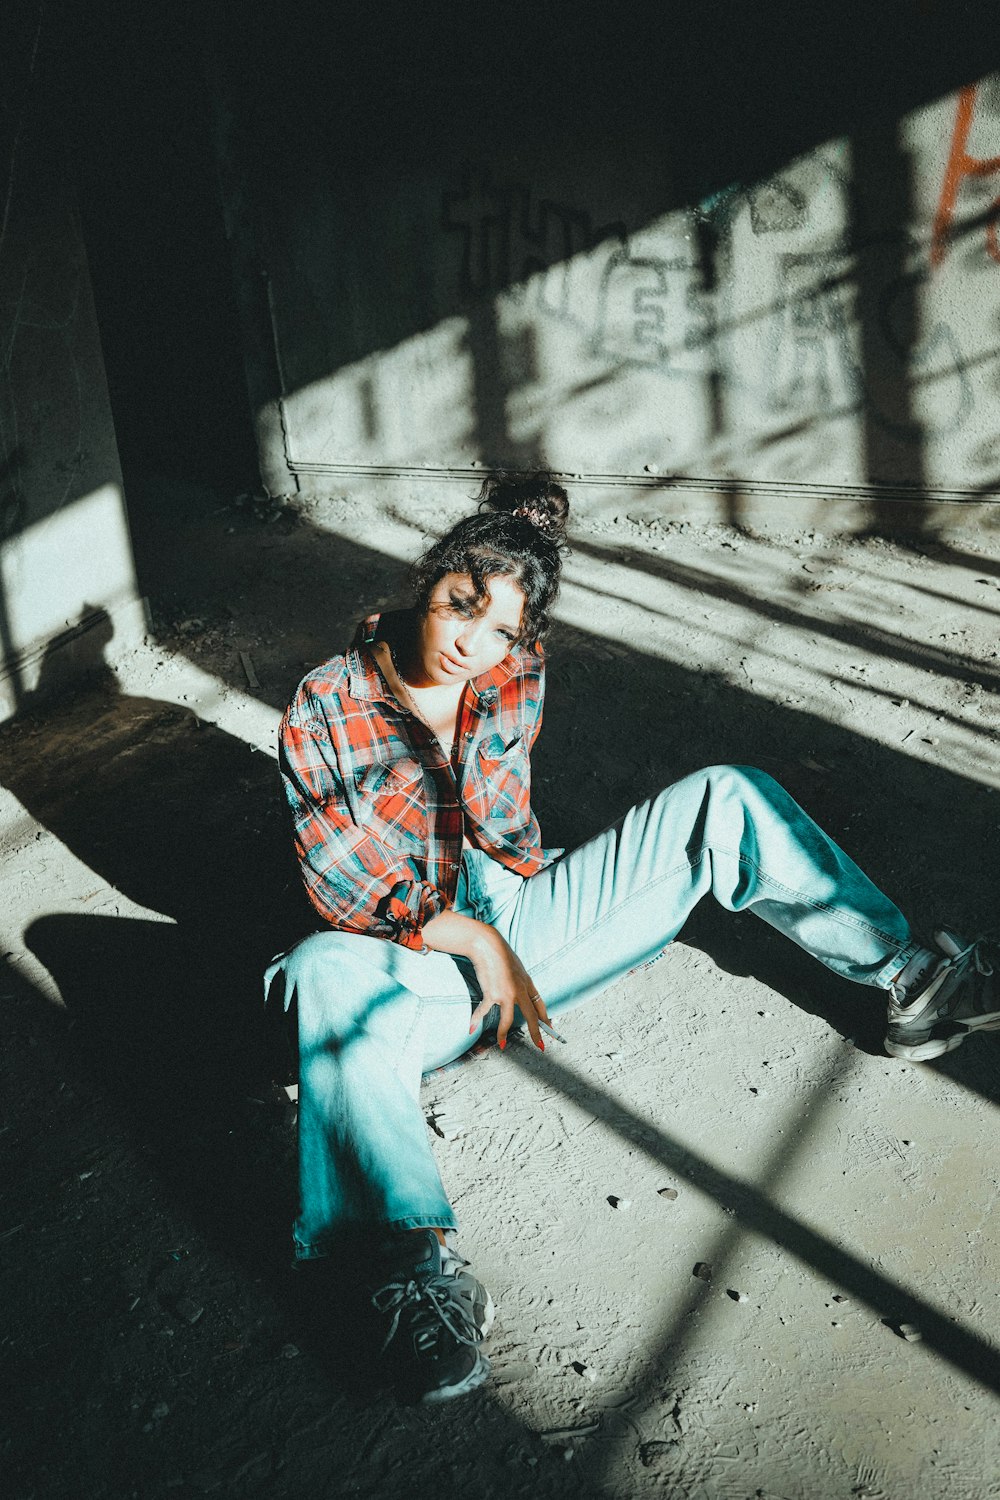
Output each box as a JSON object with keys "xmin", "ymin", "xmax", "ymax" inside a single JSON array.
[
  {"xmin": 440, "ymin": 111, "xmax": 985, "ymax": 467},
  {"xmin": 442, "ymin": 167, "xmax": 626, "ymax": 320},
  {"xmin": 589, "ymin": 240, "xmax": 971, "ymax": 442},
  {"xmin": 594, "ymin": 251, "xmax": 708, "ymax": 374},
  {"xmin": 932, "ymin": 83, "xmax": 1000, "ymax": 268},
  {"xmin": 270, "ymin": 83, "xmax": 1000, "ymax": 492}
]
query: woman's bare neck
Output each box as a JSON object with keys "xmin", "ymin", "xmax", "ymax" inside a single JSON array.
[{"xmin": 372, "ymin": 639, "xmax": 463, "ymax": 750}]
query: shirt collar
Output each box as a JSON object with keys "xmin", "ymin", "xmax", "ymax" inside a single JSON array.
[{"xmin": 346, "ymin": 612, "xmax": 529, "ymax": 701}]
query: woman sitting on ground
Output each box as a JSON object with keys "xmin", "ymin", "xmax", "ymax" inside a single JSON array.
[{"xmin": 268, "ymin": 471, "xmax": 999, "ymax": 1403}]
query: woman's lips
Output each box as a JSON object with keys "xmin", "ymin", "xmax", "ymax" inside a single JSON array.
[{"xmin": 440, "ymin": 653, "xmax": 467, "ymax": 674}]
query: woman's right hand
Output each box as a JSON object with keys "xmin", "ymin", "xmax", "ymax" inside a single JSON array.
[{"xmin": 468, "ymin": 926, "xmax": 550, "ymax": 1051}]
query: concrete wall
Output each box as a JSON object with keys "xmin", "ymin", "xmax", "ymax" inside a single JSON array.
[
  {"xmin": 0, "ymin": 6, "xmax": 143, "ymax": 719},
  {"xmin": 217, "ymin": 21, "xmax": 1000, "ymax": 533}
]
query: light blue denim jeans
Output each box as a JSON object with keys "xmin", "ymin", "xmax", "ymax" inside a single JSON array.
[{"xmin": 265, "ymin": 765, "xmax": 918, "ymax": 1256}]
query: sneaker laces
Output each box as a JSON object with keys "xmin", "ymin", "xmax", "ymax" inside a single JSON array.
[
  {"xmin": 373, "ymin": 1274, "xmax": 478, "ymax": 1356},
  {"xmin": 940, "ymin": 936, "xmax": 995, "ymax": 985},
  {"xmin": 966, "ymin": 941, "xmax": 994, "ymax": 979},
  {"xmin": 953, "ymin": 939, "xmax": 996, "ymax": 1012}
]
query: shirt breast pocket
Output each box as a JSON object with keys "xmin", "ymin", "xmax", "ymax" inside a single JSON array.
[
  {"xmin": 474, "ymin": 733, "xmax": 528, "ymax": 822},
  {"xmin": 353, "ymin": 756, "xmax": 427, "ymax": 850}
]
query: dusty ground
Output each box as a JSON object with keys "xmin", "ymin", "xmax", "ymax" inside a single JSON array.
[{"xmin": 2, "ymin": 479, "xmax": 999, "ymax": 1499}]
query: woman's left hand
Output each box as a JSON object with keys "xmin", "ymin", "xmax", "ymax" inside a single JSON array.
[
  {"xmin": 422, "ymin": 907, "xmax": 550, "ymax": 1051},
  {"xmin": 467, "ymin": 924, "xmax": 551, "ymax": 1051}
]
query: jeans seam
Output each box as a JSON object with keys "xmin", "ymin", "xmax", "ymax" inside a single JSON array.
[
  {"xmin": 524, "ymin": 853, "xmax": 698, "ymax": 979},
  {"xmin": 524, "ymin": 845, "xmax": 906, "ymax": 981},
  {"xmin": 720, "ymin": 846, "xmax": 909, "ymax": 948},
  {"xmin": 391, "ymin": 990, "xmax": 474, "ymax": 1078}
]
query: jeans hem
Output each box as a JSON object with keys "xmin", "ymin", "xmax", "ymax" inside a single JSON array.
[
  {"xmin": 293, "ymin": 1211, "xmax": 458, "ymax": 1259},
  {"xmin": 870, "ymin": 940, "xmax": 920, "ymax": 989}
]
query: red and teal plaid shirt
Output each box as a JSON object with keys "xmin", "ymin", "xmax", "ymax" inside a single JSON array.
[{"xmin": 279, "ymin": 614, "xmax": 553, "ymax": 949}]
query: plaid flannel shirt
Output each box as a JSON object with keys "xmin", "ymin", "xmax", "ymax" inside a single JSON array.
[{"xmin": 279, "ymin": 614, "xmax": 552, "ymax": 950}]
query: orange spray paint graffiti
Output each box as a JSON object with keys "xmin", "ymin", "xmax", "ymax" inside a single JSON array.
[{"xmin": 931, "ymin": 84, "xmax": 1000, "ymax": 268}]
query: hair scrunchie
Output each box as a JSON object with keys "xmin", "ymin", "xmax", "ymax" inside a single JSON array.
[{"xmin": 512, "ymin": 504, "xmax": 554, "ymax": 534}]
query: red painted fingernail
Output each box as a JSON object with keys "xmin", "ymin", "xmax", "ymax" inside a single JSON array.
[
  {"xmin": 498, "ymin": 1037, "xmax": 506, "ymax": 1050},
  {"xmin": 538, "ymin": 1039, "xmax": 545, "ymax": 1051},
  {"xmin": 468, "ymin": 1023, "xmax": 475, "ymax": 1034}
]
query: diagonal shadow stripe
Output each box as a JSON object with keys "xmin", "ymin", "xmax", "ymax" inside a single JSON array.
[{"xmin": 507, "ymin": 1042, "xmax": 1000, "ymax": 1395}]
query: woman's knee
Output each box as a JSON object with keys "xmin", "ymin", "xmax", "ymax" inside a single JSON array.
[
  {"xmin": 661, "ymin": 765, "xmax": 790, "ymax": 835},
  {"xmin": 709, "ymin": 762, "xmax": 772, "ymax": 783},
  {"xmin": 675, "ymin": 763, "xmax": 778, "ymax": 800},
  {"xmin": 277, "ymin": 930, "xmax": 358, "ymax": 1002}
]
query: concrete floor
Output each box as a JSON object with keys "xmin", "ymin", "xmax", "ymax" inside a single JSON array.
[{"xmin": 2, "ymin": 487, "xmax": 999, "ymax": 1498}]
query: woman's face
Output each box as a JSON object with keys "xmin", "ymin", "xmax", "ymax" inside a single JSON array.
[{"xmin": 411, "ymin": 571, "xmax": 526, "ymax": 687}]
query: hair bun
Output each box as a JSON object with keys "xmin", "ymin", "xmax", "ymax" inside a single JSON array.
[{"xmin": 477, "ymin": 471, "xmax": 570, "ymax": 543}]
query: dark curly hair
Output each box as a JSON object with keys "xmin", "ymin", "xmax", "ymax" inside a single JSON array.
[{"xmin": 409, "ymin": 472, "xmax": 570, "ymax": 648}]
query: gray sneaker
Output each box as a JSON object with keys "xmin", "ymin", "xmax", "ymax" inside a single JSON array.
[
  {"xmin": 371, "ymin": 1230, "xmax": 495, "ymax": 1403},
  {"xmin": 885, "ymin": 930, "xmax": 1000, "ymax": 1061}
]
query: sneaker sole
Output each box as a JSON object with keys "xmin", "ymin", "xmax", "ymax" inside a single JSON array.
[
  {"xmin": 420, "ymin": 1347, "xmax": 491, "ymax": 1403},
  {"xmin": 478, "ymin": 1288, "xmax": 496, "ymax": 1340},
  {"xmin": 885, "ymin": 1032, "xmax": 968, "ymax": 1061},
  {"xmin": 885, "ymin": 1013, "xmax": 1000, "ymax": 1061}
]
